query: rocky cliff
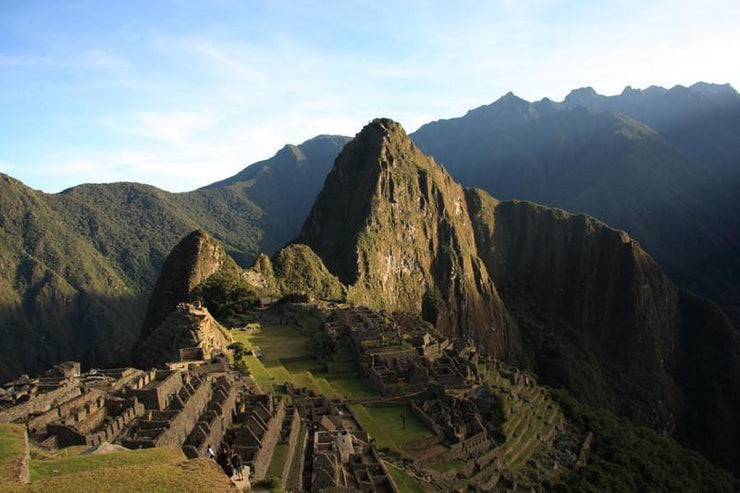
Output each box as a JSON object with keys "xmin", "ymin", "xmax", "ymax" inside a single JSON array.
[
  {"xmin": 294, "ymin": 119, "xmax": 739, "ymax": 473},
  {"xmin": 465, "ymin": 190, "xmax": 740, "ymax": 473},
  {"xmin": 297, "ymin": 119, "xmax": 518, "ymax": 358}
]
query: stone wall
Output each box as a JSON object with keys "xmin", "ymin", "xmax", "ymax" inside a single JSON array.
[
  {"xmin": 128, "ymin": 370, "xmax": 183, "ymax": 410},
  {"xmin": 26, "ymin": 389, "xmax": 105, "ymax": 435},
  {"xmin": 182, "ymin": 376, "xmax": 238, "ymax": 459},
  {"xmin": 0, "ymin": 384, "xmax": 81, "ymax": 424},
  {"xmin": 47, "ymin": 398, "xmax": 144, "ymax": 448},
  {"xmin": 121, "ymin": 374, "xmax": 211, "ymax": 449}
]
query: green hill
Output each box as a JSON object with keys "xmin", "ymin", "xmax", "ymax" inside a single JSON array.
[{"xmin": 0, "ymin": 135, "xmax": 348, "ymax": 381}]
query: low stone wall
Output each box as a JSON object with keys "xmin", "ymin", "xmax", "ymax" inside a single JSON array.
[
  {"xmin": 26, "ymin": 389, "xmax": 105, "ymax": 435},
  {"xmin": 0, "ymin": 384, "xmax": 81, "ymax": 424},
  {"xmin": 408, "ymin": 400, "xmax": 442, "ymax": 436}
]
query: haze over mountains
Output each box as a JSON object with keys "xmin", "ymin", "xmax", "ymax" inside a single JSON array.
[
  {"xmin": 412, "ymin": 82, "xmax": 740, "ymax": 313},
  {"xmin": 0, "ymin": 135, "xmax": 348, "ymax": 381}
]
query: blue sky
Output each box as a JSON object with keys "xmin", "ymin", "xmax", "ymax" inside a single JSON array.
[{"xmin": 1, "ymin": 0, "xmax": 738, "ymax": 192}]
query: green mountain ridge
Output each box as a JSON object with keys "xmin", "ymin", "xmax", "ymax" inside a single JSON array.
[
  {"xmin": 137, "ymin": 118, "xmax": 739, "ymax": 474},
  {"xmin": 0, "ymin": 135, "xmax": 348, "ymax": 381}
]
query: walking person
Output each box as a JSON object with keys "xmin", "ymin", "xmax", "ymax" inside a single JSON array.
[{"xmin": 232, "ymin": 451, "xmax": 243, "ymax": 481}]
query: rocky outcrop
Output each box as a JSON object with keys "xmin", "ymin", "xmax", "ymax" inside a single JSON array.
[
  {"xmin": 298, "ymin": 119, "xmax": 518, "ymax": 359},
  {"xmin": 293, "ymin": 119, "xmax": 740, "ymax": 473},
  {"xmin": 135, "ymin": 229, "xmax": 234, "ymax": 349},
  {"xmin": 256, "ymin": 244, "xmax": 346, "ymax": 301},
  {"xmin": 135, "ymin": 302, "xmax": 232, "ymax": 369}
]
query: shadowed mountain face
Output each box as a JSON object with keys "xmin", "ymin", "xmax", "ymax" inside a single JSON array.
[
  {"xmin": 0, "ymin": 135, "xmax": 348, "ymax": 381},
  {"xmin": 291, "ymin": 119, "xmax": 739, "ymax": 473},
  {"xmin": 411, "ymin": 83, "xmax": 740, "ymax": 319}
]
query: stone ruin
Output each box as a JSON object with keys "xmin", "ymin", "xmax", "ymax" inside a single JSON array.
[
  {"xmin": 284, "ymin": 384, "xmax": 398, "ymax": 493},
  {"xmin": 0, "ymin": 361, "xmax": 241, "ymax": 469},
  {"xmin": 223, "ymin": 393, "xmax": 290, "ymax": 481},
  {"xmin": 135, "ymin": 302, "xmax": 233, "ymax": 370},
  {"xmin": 311, "ymin": 430, "xmax": 396, "ymax": 493},
  {"xmin": 322, "ymin": 305, "xmax": 481, "ymax": 395}
]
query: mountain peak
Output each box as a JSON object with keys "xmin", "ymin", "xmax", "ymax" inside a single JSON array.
[
  {"xmin": 276, "ymin": 143, "xmax": 307, "ymax": 162},
  {"xmin": 564, "ymin": 86, "xmax": 602, "ymax": 106},
  {"xmin": 297, "ymin": 119, "xmax": 516, "ymax": 356}
]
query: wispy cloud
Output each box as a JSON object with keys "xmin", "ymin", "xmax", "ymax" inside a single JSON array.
[
  {"xmin": 1, "ymin": 0, "xmax": 738, "ymax": 192},
  {"xmin": 128, "ymin": 111, "xmax": 218, "ymax": 144}
]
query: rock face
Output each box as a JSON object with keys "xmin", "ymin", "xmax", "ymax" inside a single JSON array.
[
  {"xmin": 467, "ymin": 193, "xmax": 682, "ymax": 423},
  {"xmin": 465, "ymin": 190, "xmax": 740, "ymax": 474},
  {"xmin": 298, "ymin": 119, "xmax": 518, "ymax": 358},
  {"xmin": 411, "ymin": 84, "xmax": 740, "ymax": 327},
  {"xmin": 295, "ymin": 119, "xmax": 740, "ymax": 473},
  {"xmin": 135, "ymin": 302, "xmax": 233, "ymax": 369}
]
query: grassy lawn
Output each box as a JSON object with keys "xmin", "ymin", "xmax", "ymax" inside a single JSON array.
[
  {"xmin": 25, "ymin": 457, "xmax": 235, "ymax": 492},
  {"xmin": 324, "ymin": 376, "xmax": 376, "ymax": 399},
  {"xmin": 0, "ymin": 423, "xmax": 26, "ymax": 482},
  {"xmin": 244, "ymin": 355, "xmax": 275, "ymax": 392},
  {"xmin": 348, "ymin": 405, "xmax": 433, "ymax": 459},
  {"xmin": 286, "ymin": 423, "xmax": 306, "ymax": 489},
  {"xmin": 30, "ymin": 447, "xmax": 186, "ymax": 480},
  {"xmin": 386, "ymin": 462, "xmax": 427, "ymax": 493},
  {"xmin": 266, "ymin": 443, "xmax": 290, "ymax": 480},
  {"xmin": 430, "ymin": 458, "xmax": 465, "ymax": 473},
  {"xmin": 235, "ymin": 325, "xmax": 381, "ymax": 402},
  {"xmin": 249, "ymin": 325, "xmax": 313, "ymax": 361}
]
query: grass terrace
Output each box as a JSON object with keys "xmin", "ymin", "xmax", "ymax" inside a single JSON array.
[
  {"xmin": 349, "ymin": 404, "xmax": 434, "ymax": 460},
  {"xmin": 233, "ymin": 324, "xmax": 376, "ymax": 400},
  {"xmin": 0, "ymin": 423, "xmax": 26, "ymax": 483}
]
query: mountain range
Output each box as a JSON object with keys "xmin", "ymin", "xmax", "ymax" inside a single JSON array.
[
  {"xmin": 135, "ymin": 118, "xmax": 740, "ymax": 474},
  {"xmin": 1, "ymin": 81, "xmax": 739, "ymax": 473}
]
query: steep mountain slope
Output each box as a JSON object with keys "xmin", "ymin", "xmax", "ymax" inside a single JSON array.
[
  {"xmin": 297, "ymin": 119, "xmax": 519, "ymax": 358},
  {"xmin": 466, "ymin": 192, "xmax": 740, "ymax": 472},
  {"xmin": 411, "ymin": 84, "xmax": 740, "ymax": 310},
  {"xmin": 0, "ymin": 135, "xmax": 347, "ymax": 381},
  {"xmin": 0, "ymin": 175, "xmax": 140, "ymax": 380},
  {"xmin": 132, "ymin": 230, "xmax": 344, "ymax": 366},
  {"xmin": 289, "ymin": 119, "xmax": 739, "ymax": 473}
]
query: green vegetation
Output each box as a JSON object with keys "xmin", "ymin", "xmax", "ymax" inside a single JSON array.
[
  {"xmin": 0, "ymin": 424, "xmax": 26, "ymax": 482},
  {"xmin": 29, "ymin": 447, "xmax": 185, "ymax": 480},
  {"xmin": 286, "ymin": 423, "xmax": 307, "ymax": 489},
  {"xmin": 386, "ymin": 463, "xmax": 427, "ymax": 493},
  {"xmin": 430, "ymin": 458, "xmax": 465, "ymax": 474},
  {"xmin": 348, "ymin": 405, "xmax": 433, "ymax": 460},
  {"xmin": 266, "ymin": 443, "xmax": 290, "ymax": 480},
  {"xmin": 234, "ymin": 325, "xmax": 376, "ymax": 400},
  {"xmin": 550, "ymin": 390, "xmax": 739, "ymax": 492},
  {"xmin": 9, "ymin": 446, "xmax": 236, "ymax": 492},
  {"xmin": 0, "ymin": 135, "xmax": 348, "ymax": 382},
  {"xmin": 26, "ymin": 458, "xmax": 234, "ymax": 492}
]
